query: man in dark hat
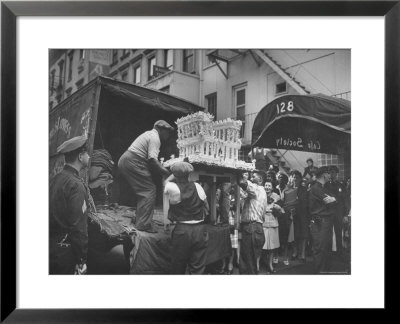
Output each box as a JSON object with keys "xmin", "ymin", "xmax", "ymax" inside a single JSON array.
[
  {"xmin": 237, "ymin": 170, "xmax": 267, "ymax": 274},
  {"xmin": 308, "ymin": 166, "xmax": 337, "ymax": 274},
  {"xmin": 118, "ymin": 120, "xmax": 174, "ymax": 233},
  {"xmin": 325, "ymin": 165, "xmax": 348, "ymax": 255},
  {"xmin": 49, "ymin": 135, "xmax": 90, "ymax": 274},
  {"xmin": 164, "ymin": 161, "xmax": 209, "ymax": 274}
]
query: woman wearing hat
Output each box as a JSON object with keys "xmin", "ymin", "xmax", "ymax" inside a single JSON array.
[{"xmin": 262, "ymin": 180, "xmax": 284, "ymax": 273}]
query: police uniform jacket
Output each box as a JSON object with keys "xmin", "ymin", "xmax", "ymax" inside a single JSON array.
[
  {"xmin": 309, "ymin": 181, "xmax": 335, "ymax": 218},
  {"xmin": 324, "ymin": 180, "xmax": 349, "ymax": 217},
  {"xmin": 49, "ymin": 164, "xmax": 89, "ymax": 264}
]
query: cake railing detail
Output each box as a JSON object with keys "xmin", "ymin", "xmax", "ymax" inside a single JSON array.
[{"xmin": 166, "ymin": 112, "xmax": 254, "ymax": 170}]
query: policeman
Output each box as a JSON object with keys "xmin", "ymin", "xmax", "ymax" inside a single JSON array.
[
  {"xmin": 49, "ymin": 135, "xmax": 90, "ymax": 275},
  {"xmin": 324, "ymin": 165, "xmax": 348, "ymax": 255},
  {"xmin": 308, "ymin": 166, "xmax": 337, "ymax": 274}
]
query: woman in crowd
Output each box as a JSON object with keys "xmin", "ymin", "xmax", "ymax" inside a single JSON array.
[
  {"xmin": 262, "ymin": 180, "xmax": 284, "ymax": 273},
  {"xmin": 282, "ymin": 172, "xmax": 299, "ymax": 264},
  {"xmin": 275, "ymin": 172, "xmax": 291, "ymax": 265},
  {"xmin": 292, "ymin": 171, "xmax": 309, "ymax": 263},
  {"xmin": 276, "ymin": 172, "xmax": 288, "ymax": 200}
]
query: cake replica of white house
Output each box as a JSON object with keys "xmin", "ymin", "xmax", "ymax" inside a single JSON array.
[{"xmin": 163, "ymin": 111, "xmax": 255, "ymax": 171}]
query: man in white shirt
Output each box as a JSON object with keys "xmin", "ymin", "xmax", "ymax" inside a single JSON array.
[
  {"xmin": 118, "ymin": 120, "xmax": 173, "ymax": 233},
  {"xmin": 164, "ymin": 161, "xmax": 209, "ymax": 274},
  {"xmin": 238, "ymin": 170, "xmax": 268, "ymax": 274}
]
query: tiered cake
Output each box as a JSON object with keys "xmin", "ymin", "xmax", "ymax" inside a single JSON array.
[{"xmin": 163, "ymin": 112, "xmax": 254, "ymax": 171}]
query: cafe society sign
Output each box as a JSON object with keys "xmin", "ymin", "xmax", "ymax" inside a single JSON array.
[{"xmin": 275, "ymin": 136, "xmax": 321, "ymax": 152}]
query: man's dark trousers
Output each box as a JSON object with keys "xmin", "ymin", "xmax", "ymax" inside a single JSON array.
[
  {"xmin": 118, "ymin": 151, "xmax": 156, "ymax": 231},
  {"xmin": 310, "ymin": 217, "xmax": 333, "ymax": 274},
  {"xmin": 239, "ymin": 222, "xmax": 265, "ymax": 274},
  {"xmin": 170, "ymin": 223, "xmax": 208, "ymax": 274},
  {"xmin": 333, "ymin": 210, "xmax": 343, "ymax": 253}
]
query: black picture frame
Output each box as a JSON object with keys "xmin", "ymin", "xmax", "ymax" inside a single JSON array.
[{"xmin": 1, "ymin": 0, "xmax": 399, "ymax": 321}]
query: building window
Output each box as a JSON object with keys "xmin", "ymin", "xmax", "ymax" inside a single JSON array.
[
  {"xmin": 121, "ymin": 70, "xmax": 128, "ymax": 81},
  {"xmin": 56, "ymin": 94, "xmax": 62, "ymax": 104},
  {"xmin": 50, "ymin": 69, "xmax": 56, "ymax": 94},
  {"xmin": 78, "ymin": 50, "xmax": 85, "ymax": 73},
  {"xmin": 148, "ymin": 56, "xmax": 156, "ymax": 79},
  {"xmin": 160, "ymin": 86, "xmax": 170, "ymax": 93},
  {"xmin": 65, "ymin": 87, "xmax": 72, "ymax": 97},
  {"xmin": 67, "ymin": 52, "xmax": 74, "ymax": 82},
  {"xmin": 75, "ymin": 78, "xmax": 84, "ymax": 90},
  {"xmin": 275, "ymin": 81, "xmax": 287, "ymax": 95},
  {"xmin": 121, "ymin": 49, "xmax": 129, "ymax": 59},
  {"xmin": 112, "ymin": 50, "xmax": 118, "ymax": 65},
  {"xmin": 57, "ymin": 60, "xmax": 64, "ymax": 91},
  {"xmin": 164, "ymin": 49, "xmax": 173, "ymax": 70},
  {"xmin": 234, "ymin": 85, "xmax": 246, "ymax": 138},
  {"xmin": 206, "ymin": 92, "xmax": 217, "ymax": 118},
  {"xmin": 205, "ymin": 50, "xmax": 216, "ymax": 67},
  {"xmin": 183, "ymin": 49, "xmax": 195, "ymax": 73},
  {"xmin": 134, "ymin": 65, "xmax": 141, "ymax": 84},
  {"xmin": 317, "ymin": 154, "xmax": 345, "ymax": 181}
]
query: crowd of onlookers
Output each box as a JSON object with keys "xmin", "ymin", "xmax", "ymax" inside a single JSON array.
[{"xmin": 212, "ymin": 158, "xmax": 351, "ymax": 275}]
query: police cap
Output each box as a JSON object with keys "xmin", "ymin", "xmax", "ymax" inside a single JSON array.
[
  {"xmin": 328, "ymin": 165, "xmax": 339, "ymax": 173},
  {"xmin": 57, "ymin": 135, "xmax": 88, "ymax": 154}
]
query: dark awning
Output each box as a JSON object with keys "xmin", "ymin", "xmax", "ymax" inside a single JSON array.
[{"xmin": 251, "ymin": 94, "xmax": 350, "ymax": 155}]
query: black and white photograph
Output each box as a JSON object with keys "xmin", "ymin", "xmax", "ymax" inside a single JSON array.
[
  {"xmin": 2, "ymin": 1, "xmax": 394, "ymax": 316},
  {"xmin": 49, "ymin": 48, "xmax": 351, "ymax": 276}
]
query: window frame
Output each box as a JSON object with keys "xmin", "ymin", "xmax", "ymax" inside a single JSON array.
[
  {"xmin": 50, "ymin": 69, "xmax": 56, "ymax": 94},
  {"xmin": 148, "ymin": 55, "xmax": 156, "ymax": 80},
  {"xmin": 111, "ymin": 49, "xmax": 118, "ymax": 66},
  {"xmin": 67, "ymin": 51, "xmax": 74, "ymax": 82},
  {"xmin": 183, "ymin": 49, "xmax": 195, "ymax": 74},
  {"xmin": 275, "ymin": 81, "xmax": 288, "ymax": 95},
  {"xmin": 133, "ymin": 64, "xmax": 141, "ymax": 84},
  {"xmin": 205, "ymin": 92, "xmax": 217, "ymax": 118},
  {"xmin": 233, "ymin": 83, "xmax": 247, "ymax": 138},
  {"xmin": 75, "ymin": 78, "xmax": 84, "ymax": 90},
  {"xmin": 164, "ymin": 49, "xmax": 174, "ymax": 70},
  {"xmin": 121, "ymin": 69, "xmax": 128, "ymax": 82}
]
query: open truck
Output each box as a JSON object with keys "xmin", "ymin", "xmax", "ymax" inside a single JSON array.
[{"xmin": 49, "ymin": 76, "xmax": 206, "ymax": 274}]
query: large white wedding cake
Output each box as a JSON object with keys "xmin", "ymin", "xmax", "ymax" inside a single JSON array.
[{"xmin": 163, "ymin": 111, "xmax": 255, "ymax": 171}]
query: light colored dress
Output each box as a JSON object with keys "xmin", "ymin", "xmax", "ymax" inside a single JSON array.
[{"xmin": 262, "ymin": 193, "xmax": 281, "ymax": 250}]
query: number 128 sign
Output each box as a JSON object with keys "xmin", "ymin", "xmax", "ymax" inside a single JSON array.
[{"xmin": 276, "ymin": 101, "xmax": 294, "ymax": 115}]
